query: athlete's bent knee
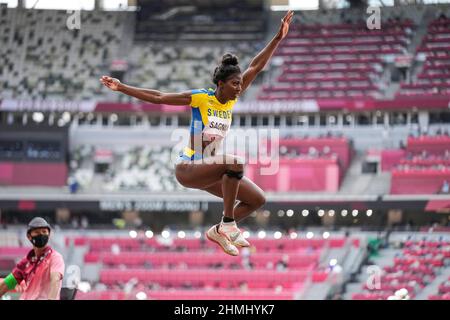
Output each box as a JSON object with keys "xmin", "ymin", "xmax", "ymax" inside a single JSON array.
[
  {"xmin": 225, "ymin": 169, "xmax": 244, "ymax": 180},
  {"xmin": 227, "ymin": 162, "xmax": 244, "ymax": 173},
  {"xmin": 255, "ymin": 193, "xmax": 266, "ymax": 208}
]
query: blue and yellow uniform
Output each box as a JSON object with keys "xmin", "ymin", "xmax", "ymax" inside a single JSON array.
[{"xmin": 180, "ymin": 88, "xmax": 237, "ymax": 161}]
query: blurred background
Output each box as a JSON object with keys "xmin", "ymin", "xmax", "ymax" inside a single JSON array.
[{"xmin": 1, "ymin": 0, "xmax": 450, "ymax": 300}]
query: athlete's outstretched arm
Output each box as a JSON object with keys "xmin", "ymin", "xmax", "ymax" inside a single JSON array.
[
  {"xmin": 100, "ymin": 76, "xmax": 192, "ymax": 106},
  {"xmin": 0, "ymin": 278, "xmax": 9, "ymax": 298},
  {"xmin": 241, "ymin": 10, "xmax": 294, "ymax": 92}
]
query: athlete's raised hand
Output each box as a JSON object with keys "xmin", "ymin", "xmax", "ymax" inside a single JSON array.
[
  {"xmin": 276, "ymin": 10, "xmax": 294, "ymax": 40},
  {"xmin": 100, "ymin": 75, "xmax": 121, "ymax": 91}
]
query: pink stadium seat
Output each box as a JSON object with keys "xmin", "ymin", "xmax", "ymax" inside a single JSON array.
[
  {"xmin": 283, "ymin": 57, "xmax": 381, "ymax": 65},
  {"xmin": 429, "ymin": 294, "xmax": 450, "ymax": 300},
  {"xmin": 390, "ymin": 169, "xmax": 450, "ymax": 194},
  {"xmin": 98, "ymin": 251, "xmax": 320, "ymax": 268},
  {"xmin": 147, "ymin": 289, "xmax": 296, "ymax": 300},
  {"xmin": 100, "ymin": 269, "xmax": 310, "ymax": 286},
  {"xmin": 354, "ymin": 240, "xmax": 450, "ymax": 299},
  {"xmin": 0, "ymin": 247, "xmax": 30, "ymax": 256},
  {"xmin": 76, "ymin": 289, "xmax": 297, "ymax": 300}
]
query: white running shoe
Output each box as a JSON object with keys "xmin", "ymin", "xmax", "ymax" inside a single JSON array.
[
  {"xmin": 233, "ymin": 231, "xmax": 250, "ymax": 248},
  {"xmin": 206, "ymin": 224, "xmax": 239, "ymax": 256},
  {"xmin": 219, "ymin": 221, "xmax": 250, "ymax": 248}
]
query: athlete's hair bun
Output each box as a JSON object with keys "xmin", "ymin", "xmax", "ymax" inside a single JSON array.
[
  {"xmin": 213, "ymin": 53, "xmax": 241, "ymax": 85},
  {"xmin": 221, "ymin": 53, "xmax": 239, "ymax": 66}
]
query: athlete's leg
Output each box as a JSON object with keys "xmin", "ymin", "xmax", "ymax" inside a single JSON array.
[
  {"xmin": 175, "ymin": 155, "xmax": 244, "ymax": 219},
  {"xmin": 202, "ymin": 177, "xmax": 266, "ymax": 222}
]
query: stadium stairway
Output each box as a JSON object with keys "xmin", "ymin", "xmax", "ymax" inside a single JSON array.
[
  {"xmin": 369, "ymin": 247, "xmax": 402, "ymax": 268},
  {"xmin": 364, "ymin": 172, "xmax": 392, "ymax": 196},
  {"xmin": 338, "ymin": 152, "xmax": 372, "ymax": 194},
  {"xmin": 414, "ymin": 266, "xmax": 450, "ymax": 300},
  {"xmin": 302, "ymin": 282, "xmax": 331, "ymax": 300},
  {"xmin": 117, "ymin": 12, "xmax": 136, "ymax": 59},
  {"xmin": 304, "ymin": 236, "xmax": 367, "ymax": 300},
  {"xmin": 343, "ymin": 247, "xmax": 400, "ymax": 300},
  {"xmin": 414, "ymin": 7, "xmax": 436, "ymax": 52},
  {"xmin": 409, "ymin": 8, "xmax": 433, "ymax": 53},
  {"xmin": 384, "ymin": 81, "xmax": 401, "ymax": 99},
  {"xmin": 402, "ymin": 7, "xmax": 435, "ymax": 87}
]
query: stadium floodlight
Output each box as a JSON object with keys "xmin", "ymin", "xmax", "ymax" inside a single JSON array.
[
  {"xmin": 258, "ymin": 230, "xmax": 266, "ymax": 239},
  {"xmin": 323, "ymin": 231, "xmax": 330, "ymax": 239},
  {"xmin": 352, "ymin": 210, "xmax": 359, "ymax": 217},
  {"xmin": 366, "ymin": 209, "xmax": 373, "ymax": 217},
  {"xmin": 341, "ymin": 210, "xmax": 348, "ymax": 217},
  {"xmin": 177, "ymin": 231, "xmax": 186, "ymax": 239},
  {"xmin": 57, "ymin": 118, "xmax": 66, "ymax": 127},
  {"xmin": 194, "ymin": 231, "xmax": 201, "ymax": 239},
  {"xmin": 277, "ymin": 210, "xmax": 285, "ymax": 217},
  {"xmin": 32, "ymin": 112, "xmax": 44, "ymax": 123},
  {"xmin": 328, "ymin": 210, "xmax": 335, "ymax": 217},
  {"xmin": 129, "ymin": 230, "xmax": 137, "ymax": 238},
  {"xmin": 306, "ymin": 232, "xmax": 314, "ymax": 239},
  {"xmin": 302, "ymin": 209, "xmax": 309, "ymax": 217},
  {"xmin": 290, "ymin": 232, "xmax": 298, "ymax": 239},
  {"xmin": 328, "ymin": 115, "xmax": 336, "ymax": 124},
  {"xmin": 145, "ymin": 230, "xmax": 153, "ymax": 238},
  {"xmin": 110, "ymin": 113, "xmax": 118, "ymax": 122},
  {"xmin": 263, "ymin": 210, "xmax": 271, "ymax": 217},
  {"xmin": 274, "ymin": 231, "xmax": 282, "ymax": 239},
  {"xmin": 62, "ymin": 112, "xmax": 71, "ymax": 122},
  {"xmin": 286, "ymin": 209, "xmax": 294, "ymax": 217},
  {"xmin": 161, "ymin": 230, "xmax": 170, "ymax": 239},
  {"xmin": 136, "ymin": 292, "xmax": 147, "ymax": 300},
  {"xmin": 318, "ymin": 210, "xmax": 325, "ymax": 217},
  {"xmin": 243, "ymin": 231, "xmax": 250, "ymax": 239}
]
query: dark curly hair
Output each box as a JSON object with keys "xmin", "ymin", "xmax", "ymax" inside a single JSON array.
[{"xmin": 212, "ymin": 53, "xmax": 241, "ymax": 86}]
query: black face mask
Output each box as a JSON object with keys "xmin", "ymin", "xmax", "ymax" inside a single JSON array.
[{"xmin": 30, "ymin": 234, "xmax": 49, "ymax": 248}]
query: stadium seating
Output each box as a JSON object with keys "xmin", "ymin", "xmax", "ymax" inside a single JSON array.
[
  {"xmin": 398, "ymin": 17, "xmax": 450, "ymax": 97},
  {"xmin": 76, "ymin": 289, "xmax": 297, "ymax": 300},
  {"xmin": 429, "ymin": 276, "xmax": 450, "ymax": 300},
  {"xmin": 0, "ymin": 247, "xmax": 29, "ymax": 273},
  {"xmin": 126, "ymin": 42, "xmax": 258, "ymax": 94},
  {"xmin": 0, "ymin": 7, "xmax": 260, "ymax": 101},
  {"xmin": 0, "ymin": 8, "xmax": 126, "ymax": 100},
  {"xmin": 376, "ymin": 134, "xmax": 450, "ymax": 194},
  {"xmin": 1, "ymin": 7, "xmax": 448, "ymax": 103},
  {"xmin": 68, "ymin": 235, "xmax": 347, "ymax": 300},
  {"xmin": 259, "ymin": 20, "xmax": 414, "ymax": 100},
  {"xmin": 353, "ymin": 239, "xmax": 450, "ymax": 300},
  {"xmin": 69, "ymin": 134, "xmax": 354, "ymax": 193},
  {"xmin": 246, "ymin": 136, "xmax": 352, "ymax": 192},
  {"xmin": 70, "ymin": 145, "xmax": 185, "ymax": 192}
]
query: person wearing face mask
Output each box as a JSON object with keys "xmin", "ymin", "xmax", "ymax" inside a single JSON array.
[{"xmin": 0, "ymin": 217, "xmax": 65, "ymax": 300}]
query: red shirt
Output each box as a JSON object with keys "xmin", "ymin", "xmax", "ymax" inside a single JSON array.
[{"xmin": 12, "ymin": 246, "xmax": 65, "ymax": 300}]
